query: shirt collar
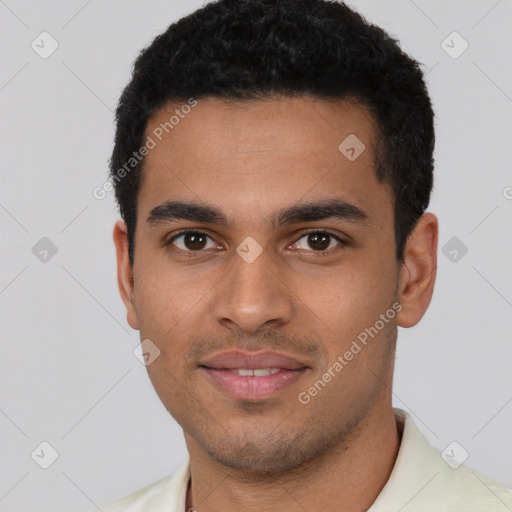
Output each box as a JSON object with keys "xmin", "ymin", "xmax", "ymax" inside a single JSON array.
[
  {"xmin": 367, "ymin": 407, "xmax": 445, "ymax": 511},
  {"xmin": 149, "ymin": 407, "xmax": 443, "ymax": 511}
]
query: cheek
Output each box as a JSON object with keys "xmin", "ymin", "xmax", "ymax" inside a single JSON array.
[
  {"xmin": 133, "ymin": 265, "xmax": 208, "ymax": 380},
  {"xmin": 134, "ymin": 264, "xmax": 199, "ymax": 332},
  {"xmin": 296, "ymin": 259, "xmax": 392, "ymax": 318},
  {"xmin": 299, "ymin": 260, "xmax": 397, "ymax": 358},
  {"xmin": 145, "ymin": 360, "xmax": 190, "ymax": 422}
]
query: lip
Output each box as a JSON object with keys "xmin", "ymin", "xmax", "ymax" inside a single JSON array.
[
  {"xmin": 200, "ymin": 349, "xmax": 308, "ymax": 370},
  {"xmin": 199, "ymin": 349, "xmax": 309, "ymax": 401}
]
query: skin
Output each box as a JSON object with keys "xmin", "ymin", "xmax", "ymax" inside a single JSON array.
[{"xmin": 113, "ymin": 96, "xmax": 438, "ymax": 512}]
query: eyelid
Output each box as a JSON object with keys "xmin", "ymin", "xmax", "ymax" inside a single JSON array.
[
  {"xmin": 290, "ymin": 229, "xmax": 347, "ymax": 254},
  {"xmin": 295, "ymin": 228, "xmax": 345, "ymax": 242},
  {"xmin": 165, "ymin": 229, "xmax": 219, "ymax": 250},
  {"xmin": 165, "ymin": 228, "xmax": 348, "ymax": 253}
]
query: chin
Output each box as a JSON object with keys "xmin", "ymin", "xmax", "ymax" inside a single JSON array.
[{"xmin": 197, "ymin": 429, "xmax": 333, "ymax": 475}]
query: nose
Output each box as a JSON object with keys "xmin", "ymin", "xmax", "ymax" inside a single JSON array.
[{"xmin": 210, "ymin": 243, "xmax": 294, "ymax": 334}]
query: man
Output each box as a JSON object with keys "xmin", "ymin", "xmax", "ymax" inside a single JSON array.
[{"xmin": 99, "ymin": 0, "xmax": 512, "ymax": 510}]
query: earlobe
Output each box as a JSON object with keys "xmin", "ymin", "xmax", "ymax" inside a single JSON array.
[
  {"xmin": 396, "ymin": 213, "xmax": 438, "ymax": 328},
  {"xmin": 113, "ymin": 219, "xmax": 139, "ymax": 330}
]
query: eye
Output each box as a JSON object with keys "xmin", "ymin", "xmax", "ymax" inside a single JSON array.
[
  {"xmin": 165, "ymin": 229, "xmax": 347, "ymax": 256},
  {"xmin": 290, "ymin": 231, "xmax": 345, "ymax": 254},
  {"xmin": 166, "ymin": 230, "xmax": 219, "ymax": 252}
]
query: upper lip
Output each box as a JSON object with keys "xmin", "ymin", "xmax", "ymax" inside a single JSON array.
[{"xmin": 199, "ymin": 350, "xmax": 308, "ymax": 370}]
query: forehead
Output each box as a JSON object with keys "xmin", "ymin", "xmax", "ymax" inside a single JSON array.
[{"xmin": 138, "ymin": 96, "xmax": 392, "ymax": 226}]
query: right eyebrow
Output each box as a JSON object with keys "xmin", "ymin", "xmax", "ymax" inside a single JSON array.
[{"xmin": 147, "ymin": 201, "xmax": 230, "ymax": 227}]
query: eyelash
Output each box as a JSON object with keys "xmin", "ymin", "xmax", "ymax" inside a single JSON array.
[{"xmin": 165, "ymin": 229, "xmax": 347, "ymax": 257}]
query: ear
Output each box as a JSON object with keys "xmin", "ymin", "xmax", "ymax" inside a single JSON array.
[
  {"xmin": 113, "ymin": 219, "xmax": 139, "ymax": 330},
  {"xmin": 396, "ymin": 212, "xmax": 438, "ymax": 328}
]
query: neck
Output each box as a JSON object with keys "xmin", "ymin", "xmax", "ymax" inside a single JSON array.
[{"xmin": 185, "ymin": 403, "xmax": 401, "ymax": 512}]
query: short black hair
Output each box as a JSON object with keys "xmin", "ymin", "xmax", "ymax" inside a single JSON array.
[{"xmin": 110, "ymin": 0, "xmax": 435, "ymax": 266}]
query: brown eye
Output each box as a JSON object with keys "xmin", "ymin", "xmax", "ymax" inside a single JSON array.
[
  {"xmin": 182, "ymin": 233, "xmax": 207, "ymax": 250},
  {"xmin": 307, "ymin": 233, "xmax": 331, "ymax": 251},
  {"xmin": 292, "ymin": 231, "xmax": 344, "ymax": 253},
  {"xmin": 168, "ymin": 231, "xmax": 216, "ymax": 252}
]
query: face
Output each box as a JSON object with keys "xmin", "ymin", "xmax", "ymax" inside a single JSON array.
[{"xmin": 114, "ymin": 96, "xmax": 437, "ymax": 473}]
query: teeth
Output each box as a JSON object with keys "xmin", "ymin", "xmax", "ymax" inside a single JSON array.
[
  {"xmin": 254, "ymin": 368, "xmax": 281, "ymax": 376},
  {"xmin": 228, "ymin": 368, "xmax": 281, "ymax": 376},
  {"xmin": 234, "ymin": 369, "xmax": 254, "ymax": 376}
]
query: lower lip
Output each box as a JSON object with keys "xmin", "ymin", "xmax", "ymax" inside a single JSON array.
[{"xmin": 202, "ymin": 367, "xmax": 307, "ymax": 401}]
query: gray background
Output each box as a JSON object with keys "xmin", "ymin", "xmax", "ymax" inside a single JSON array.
[{"xmin": 1, "ymin": 0, "xmax": 511, "ymax": 510}]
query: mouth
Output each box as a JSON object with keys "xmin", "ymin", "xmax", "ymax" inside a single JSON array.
[{"xmin": 199, "ymin": 350, "xmax": 309, "ymax": 401}]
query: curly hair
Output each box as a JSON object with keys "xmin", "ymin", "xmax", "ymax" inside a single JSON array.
[{"xmin": 110, "ymin": 0, "xmax": 435, "ymax": 265}]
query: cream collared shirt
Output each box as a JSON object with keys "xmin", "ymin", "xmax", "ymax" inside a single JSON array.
[{"xmin": 93, "ymin": 408, "xmax": 512, "ymax": 511}]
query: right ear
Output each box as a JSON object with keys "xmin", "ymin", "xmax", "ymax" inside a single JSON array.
[{"xmin": 112, "ymin": 219, "xmax": 139, "ymax": 330}]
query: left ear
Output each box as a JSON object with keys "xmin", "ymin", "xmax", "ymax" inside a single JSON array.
[{"xmin": 396, "ymin": 212, "xmax": 438, "ymax": 328}]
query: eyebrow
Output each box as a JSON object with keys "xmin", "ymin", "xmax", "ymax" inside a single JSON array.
[{"xmin": 147, "ymin": 198, "xmax": 369, "ymax": 229}]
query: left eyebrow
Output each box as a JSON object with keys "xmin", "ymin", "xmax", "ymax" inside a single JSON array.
[
  {"xmin": 147, "ymin": 198, "xmax": 369, "ymax": 229},
  {"xmin": 272, "ymin": 198, "xmax": 368, "ymax": 229}
]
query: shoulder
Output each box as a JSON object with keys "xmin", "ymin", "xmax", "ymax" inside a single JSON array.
[
  {"xmin": 435, "ymin": 460, "xmax": 512, "ymax": 510},
  {"xmin": 383, "ymin": 409, "xmax": 512, "ymax": 511},
  {"xmin": 97, "ymin": 475, "xmax": 175, "ymax": 512},
  {"xmin": 84, "ymin": 458, "xmax": 190, "ymax": 512}
]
